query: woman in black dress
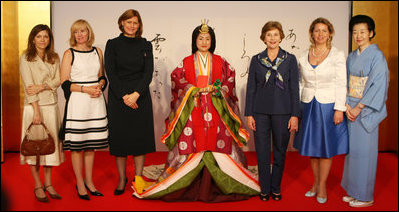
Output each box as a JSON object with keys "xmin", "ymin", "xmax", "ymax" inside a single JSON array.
[{"xmin": 105, "ymin": 9, "xmax": 155, "ymax": 195}]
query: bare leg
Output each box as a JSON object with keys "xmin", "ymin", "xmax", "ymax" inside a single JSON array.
[
  {"xmin": 318, "ymin": 157, "xmax": 333, "ymax": 198},
  {"xmin": 309, "ymin": 157, "xmax": 320, "ymax": 193},
  {"xmin": 83, "ymin": 150, "xmax": 97, "ymax": 191},
  {"xmin": 30, "ymin": 165, "xmax": 46, "ymax": 198},
  {"xmin": 133, "ymin": 155, "xmax": 145, "ymax": 176},
  {"xmin": 43, "ymin": 166, "xmax": 59, "ymax": 195},
  {"xmin": 115, "ymin": 156, "xmax": 127, "ymax": 190},
  {"xmin": 71, "ymin": 151, "xmax": 87, "ymax": 195}
]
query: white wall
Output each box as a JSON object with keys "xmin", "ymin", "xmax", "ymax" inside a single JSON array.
[{"xmin": 52, "ymin": 1, "xmax": 351, "ymax": 151}]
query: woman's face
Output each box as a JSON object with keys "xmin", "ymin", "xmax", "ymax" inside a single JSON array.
[
  {"xmin": 352, "ymin": 23, "xmax": 373, "ymax": 48},
  {"xmin": 312, "ymin": 23, "xmax": 330, "ymax": 45},
  {"xmin": 264, "ymin": 28, "xmax": 281, "ymax": 50},
  {"xmin": 74, "ymin": 26, "xmax": 89, "ymax": 45},
  {"xmin": 122, "ymin": 16, "xmax": 140, "ymax": 37},
  {"xmin": 33, "ymin": 30, "xmax": 50, "ymax": 51},
  {"xmin": 196, "ymin": 33, "xmax": 211, "ymax": 54}
]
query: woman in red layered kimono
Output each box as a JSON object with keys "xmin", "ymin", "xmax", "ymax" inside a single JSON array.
[{"xmin": 131, "ymin": 20, "xmax": 260, "ymax": 202}]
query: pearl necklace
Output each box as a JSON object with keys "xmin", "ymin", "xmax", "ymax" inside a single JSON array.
[{"xmin": 312, "ymin": 47, "xmax": 328, "ymax": 57}]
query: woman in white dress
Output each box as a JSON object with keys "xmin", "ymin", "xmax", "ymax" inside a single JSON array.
[
  {"xmin": 60, "ymin": 19, "xmax": 108, "ymax": 200},
  {"xmin": 294, "ymin": 17, "xmax": 348, "ymax": 204},
  {"xmin": 19, "ymin": 24, "xmax": 64, "ymax": 202}
]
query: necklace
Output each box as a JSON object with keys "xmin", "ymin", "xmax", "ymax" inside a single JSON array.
[{"xmin": 312, "ymin": 47, "xmax": 328, "ymax": 57}]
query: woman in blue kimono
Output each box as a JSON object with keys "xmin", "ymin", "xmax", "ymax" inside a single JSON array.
[{"xmin": 341, "ymin": 15, "xmax": 389, "ymax": 208}]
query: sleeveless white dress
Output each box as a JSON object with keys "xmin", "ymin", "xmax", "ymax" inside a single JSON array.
[{"xmin": 63, "ymin": 47, "xmax": 108, "ymax": 151}]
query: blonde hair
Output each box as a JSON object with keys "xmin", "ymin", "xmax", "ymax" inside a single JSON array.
[
  {"xmin": 69, "ymin": 19, "xmax": 95, "ymax": 47},
  {"xmin": 309, "ymin": 17, "xmax": 335, "ymax": 49}
]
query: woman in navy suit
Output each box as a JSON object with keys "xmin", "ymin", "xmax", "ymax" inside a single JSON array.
[{"xmin": 245, "ymin": 21, "xmax": 300, "ymax": 201}]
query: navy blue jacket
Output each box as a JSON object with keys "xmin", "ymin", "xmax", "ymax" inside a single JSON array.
[{"xmin": 245, "ymin": 48, "xmax": 300, "ymax": 117}]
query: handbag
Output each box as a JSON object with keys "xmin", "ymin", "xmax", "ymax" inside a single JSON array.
[{"xmin": 20, "ymin": 123, "xmax": 55, "ymax": 169}]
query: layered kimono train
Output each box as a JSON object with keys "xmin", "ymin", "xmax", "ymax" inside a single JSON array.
[
  {"xmin": 132, "ymin": 53, "xmax": 260, "ymax": 202},
  {"xmin": 341, "ymin": 44, "xmax": 389, "ymax": 202}
]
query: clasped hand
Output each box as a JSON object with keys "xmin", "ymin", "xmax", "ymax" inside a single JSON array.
[
  {"xmin": 345, "ymin": 104, "xmax": 361, "ymax": 122},
  {"xmin": 123, "ymin": 92, "xmax": 139, "ymax": 109},
  {"xmin": 85, "ymin": 85, "xmax": 102, "ymax": 98}
]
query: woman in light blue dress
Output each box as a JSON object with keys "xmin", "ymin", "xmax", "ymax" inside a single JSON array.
[{"xmin": 341, "ymin": 15, "xmax": 389, "ymax": 208}]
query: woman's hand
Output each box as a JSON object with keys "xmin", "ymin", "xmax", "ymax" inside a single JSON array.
[
  {"xmin": 333, "ymin": 110, "xmax": 344, "ymax": 125},
  {"xmin": 347, "ymin": 106, "xmax": 362, "ymax": 122},
  {"xmin": 123, "ymin": 92, "xmax": 140, "ymax": 109},
  {"xmin": 83, "ymin": 85, "xmax": 102, "ymax": 98},
  {"xmin": 33, "ymin": 111, "xmax": 42, "ymax": 125},
  {"xmin": 288, "ymin": 116, "xmax": 299, "ymax": 133},
  {"xmin": 31, "ymin": 102, "xmax": 42, "ymax": 125},
  {"xmin": 345, "ymin": 104, "xmax": 355, "ymax": 121},
  {"xmin": 246, "ymin": 116, "xmax": 256, "ymax": 131},
  {"xmin": 26, "ymin": 85, "xmax": 44, "ymax": 95}
]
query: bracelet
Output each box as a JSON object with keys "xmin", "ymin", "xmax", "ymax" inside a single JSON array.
[
  {"xmin": 357, "ymin": 104, "xmax": 364, "ymax": 109},
  {"xmin": 81, "ymin": 85, "xmax": 84, "ymax": 93}
]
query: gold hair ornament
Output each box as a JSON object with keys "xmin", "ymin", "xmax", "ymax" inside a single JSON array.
[{"xmin": 199, "ymin": 19, "xmax": 209, "ymax": 34}]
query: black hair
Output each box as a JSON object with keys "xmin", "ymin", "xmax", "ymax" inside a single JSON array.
[
  {"xmin": 191, "ymin": 25, "xmax": 216, "ymax": 54},
  {"xmin": 349, "ymin": 14, "xmax": 376, "ymax": 39}
]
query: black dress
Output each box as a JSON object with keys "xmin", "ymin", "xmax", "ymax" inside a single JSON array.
[{"xmin": 105, "ymin": 33, "xmax": 155, "ymax": 156}]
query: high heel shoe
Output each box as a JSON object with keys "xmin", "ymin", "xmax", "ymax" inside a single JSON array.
[
  {"xmin": 34, "ymin": 187, "xmax": 49, "ymax": 202},
  {"xmin": 259, "ymin": 193, "xmax": 270, "ymax": 201},
  {"xmin": 44, "ymin": 185, "xmax": 62, "ymax": 199},
  {"xmin": 114, "ymin": 177, "xmax": 128, "ymax": 195},
  {"xmin": 305, "ymin": 190, "xmax": 316, "ymax": 197},
  {"xmin": 271, "ymin": 193, "xmax": 282, "ymax": 201},
  {"xmin": 76, "ymin": 185, "xmax": 90, "ymax": 200},
  {"xmin": 84, "ymin": 183, "xmax": 104, "ymax": 196},
  {"xmin": 317, "ymin": 196, "xmax": 327, "ymax": 204}
]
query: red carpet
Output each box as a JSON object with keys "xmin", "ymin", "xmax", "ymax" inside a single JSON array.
[{"xmin": 1, "ymin": 151, "xmax": 397, "ymax": 211}]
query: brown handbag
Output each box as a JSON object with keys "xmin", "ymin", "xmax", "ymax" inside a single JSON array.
[{"xmin": 20, "ymin": 123, "xmax": 55, "ymax": 169}]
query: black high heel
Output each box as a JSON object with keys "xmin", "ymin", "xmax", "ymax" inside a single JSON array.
[
  {"xmin": 76, "ymin": 185, "xmax": 90, "ymax": 200},
  {"xmin": 271, "ymin": 193, "xmax": 282, "ymax": 201},
  {"xmin": 84, "ymin": 183, "xmax": 104, "ymax": 196},
  {"xmin": 259, "ymin": 193, "xmax": 270, "ymax": 201},
  {"xmin": 114, "ymin": 177, "xmax": 128, "ymax": 195}
]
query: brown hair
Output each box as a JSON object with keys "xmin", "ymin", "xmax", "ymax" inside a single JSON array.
[
  {"xmin": 309, "ymin": 17, "xmax": 335, "ymax": 49},
  {"xmin": 118, "ymin": 9, "xmax": 143, "ymax": 37},
  {"xmin": 24, "ymin": 24, "xmax": 59, "ymax": 64},
  {"xmin": 260, "ymin": 21, "xmax": 285, "ymax": 41},
  {"xmin": 69, "ymin": 19, "xmax": 95, "ymax": 47}
]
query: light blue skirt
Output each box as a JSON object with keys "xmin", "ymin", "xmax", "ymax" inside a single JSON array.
[{"xmin": 294, "ymin": 98, "xmax": 349, "ymax": 158}]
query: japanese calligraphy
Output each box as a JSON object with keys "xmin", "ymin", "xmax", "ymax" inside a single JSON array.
[
  {"xmin": 150, "ymin": 33, "xmax": 166, "ymax": 54},
  {"xmin": 240, "ymin": 34, "xmax": 250, "ymax": 78},
  {"xmin": 285, "ymin": 29, "xmax": 299, "ymax": 50}
]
